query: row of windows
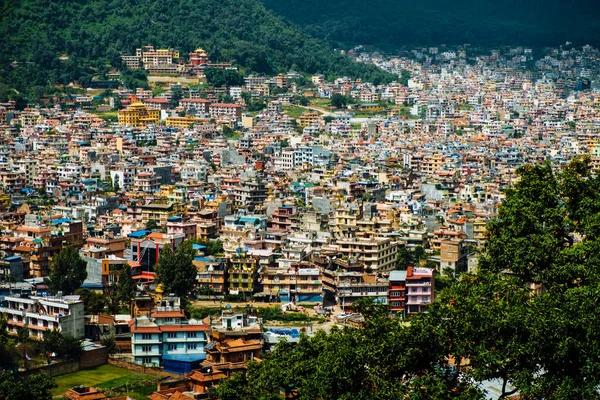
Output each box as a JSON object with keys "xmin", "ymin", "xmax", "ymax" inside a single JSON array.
[
  {"xmin": 141, "ymin": 343, "xmax": 198, "ymax": 352},
  {"xmin": 141, "ymin": 332, "xmax": 199, "ymax": 340}
]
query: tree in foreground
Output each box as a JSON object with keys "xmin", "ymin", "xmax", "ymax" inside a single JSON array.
[
  {"xmin": 47, "ymin": 246, "xmax": 87, "ymax": 295},
  {"xmin": 0, "ymin": 370, "xmax": 56, "ymax": 400},
  {"xmin": 212, "ymin": 157, "xmax": 600, "ymax": 399},
  {"xmin": 154, "ymin": 240, "xmax": 197, "ymax": 300}
]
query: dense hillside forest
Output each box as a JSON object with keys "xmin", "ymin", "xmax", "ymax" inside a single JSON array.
[
  {"xmin": 260, "ymin": 0, "xmax": 600, "ymax": 50},
  {"xmin": 0, "ymin": 0, "xmax": 394, "ymax": 102}
]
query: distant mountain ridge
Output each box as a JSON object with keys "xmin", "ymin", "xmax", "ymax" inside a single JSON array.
[
  {"xmin": 0, "ymin": 0, "xmax": 394, "ymax": 99},
  {"xmin": 260, "ymin": 0, "xmax": 600, "ymax": 49}
]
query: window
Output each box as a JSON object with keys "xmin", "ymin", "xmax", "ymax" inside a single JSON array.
[
  {"xmin": 187, "ymin": 343, "xmax": 197, "ymax": 350},
  {"xmin": 168, "ymin": 344, "xmax": 177, "ymax": 351},
  {"xmin": 167, "ymin": 332, "xmax": 177, "ymax": 338},
  {"xmin": 142, "ymin": 357, "xmax": 152, "ymax": 364},
  {"xmin": 142, "ymin": 345, "xmax": 152, "ymax": 352},
  {"xmin": 141, "ymin": 333, "xmax": 152, "ymax": 340},
  {"xmin": 188, "ymin": 332, "xmax": 197, "ymax": 338}
]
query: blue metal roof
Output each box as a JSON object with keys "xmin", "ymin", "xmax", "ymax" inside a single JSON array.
[
  {"xmin": 239, "ymin": 216, "xmax": 260, "ymax": 224},
  {"xmin": 162, "ymin": 353, "xmax": 206, "ymax": 362},
  {"xmin": 51, "ymin": 218, "xmax": 71, "ymax": 225},
  {"xmin": 4, "ymin": 256, "xmax": 21, "ymax": 262},
  {"xmin": 192, "ymin": 244, "xmax": 207, "ymax": 250},
  {"xmin": 128, "ymin": 230, "xmax": 150, "ymax": 239},
  {"xmin": 80, "ymin": 283, "xmax": 104, "ymax": 289},
  {"xmin": 81, "ymin": 179, "xmax": 96, "ymax": 184},
  {"xmin": 194, "ymin": 257, "xmax": 212, "ymax": 262}
]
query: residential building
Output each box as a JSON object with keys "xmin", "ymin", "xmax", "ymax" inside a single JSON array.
[
  {"xmin": 388, "ymin": 270, "xmax": 407, "ymax": 316},
  {"xmin": 405, "ymin": 267, "xmax": 434, "ymax": 315},
  {"xmin": 0, "ymin": 294, "xmax": 85, "ymax": 339}
]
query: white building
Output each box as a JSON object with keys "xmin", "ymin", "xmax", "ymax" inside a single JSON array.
[{"xmin": 0, "ymin": 294, "xmax": 85, "ymax": 339}]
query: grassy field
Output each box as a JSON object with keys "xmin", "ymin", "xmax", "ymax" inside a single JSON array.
[
  {"xmin": 52, "ymin": 364, "xmax": 158, "ymax": 399},
  {"xmin": 308, "ymin": 97, "xmax": 331, "ymax": 109},
  {"xmin": 94, "ymin": 110, "xmax": 118, "ymax": 122},
  {"xmin": 283, "ymin": 105, "xmax": 309, "ymax": 118}
]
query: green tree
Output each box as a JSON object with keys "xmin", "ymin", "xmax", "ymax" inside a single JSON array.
[
  {"xmin": 41, "ymin": 329, "xmax": 82, "ymax": 361},
  {"xmin": 106, "ymin": 262, "xmax": 135, "ymax": 314},
  {"xmin": 0, "ymin": 371, "xmax": 57, "ymax": 400},
  {"xmin": 213, "ymin": 298, "xmax": 483, "ymax": 399},
  {"xmin": 395, "ymin": 247, "xmax": 414, "ymax": 270},
  {"xmin": 75, "ymin": 288, "xmax": 106, "ymax": 314},
  {"xmin": 47, "ymin": 246, "xmax": 87, "ymax": 295},
  {"xmin": 154, "ymin": 240, "xmax": 197, "ymax": 300},
  {"xmin": 145, "ymin": 219, "xmax": 159, "ymax": 231},
  {"xmin": 329, "ymin": 93, "xmax": 347, "ymax": 109}
]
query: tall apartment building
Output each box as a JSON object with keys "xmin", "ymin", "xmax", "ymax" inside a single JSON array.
[
  {"xmin": 130, "ymin": 297, "xmax": 208, "ymax": 373},
  {"xmin": 228, "ymin": 256, "xmax": 259, "ymax": 296},
  {"xmin": 405, "ymin": 267, "xmax": 434, "ymax": 315},
  {"xmin": 0, "ymin": 294, "xmax": 85, "ymax": 339},
  {"xmin": 261, "ymin": 262, "xmax": 322, "ymax": 303},
  {"xmin": 388, "ymin": 270, "xmax": 407, "ymax": 316},
  {"xmin": 336, "ymin": 237, "xmax": 399, "ymax": 271}
]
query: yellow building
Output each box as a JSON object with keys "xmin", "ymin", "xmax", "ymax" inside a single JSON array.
[
  {"xmin": 118, "ymin": 102, "xmax": 160, "ymax": 127},
  {"xmin": 358, "ymin": 103, "xmax": 384, "ymax": 112},
  {"xmin": 299, "ymin": 112, "xmax": 321, "ymax": 127},
  {"xmin": 228, "ymin": 257, "xmax": 259, "ymax": 295},
  {"xmin": 165, "ymin": 115, "xmax": 207, "ymax": 128}
]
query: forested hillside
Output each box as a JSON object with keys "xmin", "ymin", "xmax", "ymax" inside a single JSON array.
[
  {"xmin": 261, "ymin": 0, "xmax": 600, "ymax": 50},
  {"xmin": 0, "ymin": 0, "xmax": 394, "ymax": 101}
]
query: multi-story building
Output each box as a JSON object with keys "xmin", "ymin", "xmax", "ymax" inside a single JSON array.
[
  {"xmin": 130, "ymin": 296, "xmax": 208, "ymax": 373},
  {"xmin": 0, "ymin": 294, "xmax": 85, "ymax": 340},
  {"xmin": 179, "ymin": 98, "xmax": 211, "ymax": 114},
  {"xmin": 209, "ymin": 103, "xmax": 242, "ymax": 121},
  {"xmin": 194, "ymin": 257, "xmax": 227, "ymax": 296},
  {"xmin": 228, "ymin": 256, "xmax": 259, "ymax": 296},
  {"xmin": 336, "ymin": 237, "xmax": 398, "ymax": 271},
  {"xmin": 129, "ymin": 231, "xmax": 185, "ymax": 273},
  {"xmin": 189, "ymin": 48, "xmax": 209, "ymax": 66},
  {"xmin": 388, "ymin": 270, "xmax": 407, "ymax": 316},
  {"xmin": 405, "ymin": 267, "xmax": 434, "ymax": 315},
  {"xmin": 17, "ymin": 158, "xmax": 38, "ymax": 188},
  {"xmin": 260, "ymin": 262, "xmax": 322, "ymax": 303},
  {"xmin": 336, "ymin": 272, "xmax": 389, "ymax": 311},
  {"xmin": 133, "ymin": 172, "xmax": 161, "ymax": 193},
  {"xmin": 299, "ymin": 112, "xmax": 320, "ymax": 127},
  {"xmin": 232, "ymin": 178, "xmax": 267, "ymax": 212},
  {"xmin": 439, "ymin": 238, "xmax": 469, "ymax": 274},
  {"xmin": 117, "ymin": 102, "xmax": 160, "ymax": 127},
  {"xmin": 268, "ymin": 206, "xmax": 294, "ymax": 233},
  {"xmin": 140, "ymin": 203, "xmax": 185, "ymax": 227}
]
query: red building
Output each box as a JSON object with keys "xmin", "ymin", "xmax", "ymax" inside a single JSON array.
[{"xmin": 268, "ymin": 206, "xmax": 294, "ymax": 233}]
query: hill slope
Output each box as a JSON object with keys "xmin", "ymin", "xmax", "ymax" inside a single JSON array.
[
  {"xmin": 260, "ymin": 0, "xmax": 600, "ymax": 49},
  {"xmin": 0, "ymin": 0, "xmax": 394, "ymax": 99}
]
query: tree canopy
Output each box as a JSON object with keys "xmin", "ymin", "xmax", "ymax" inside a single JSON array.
[
  {"xmin": 154, "ymin": 240, "xmax": 197, "ymax": 300},
  {"xmin": 0, "ymin": 0, "xmax": 395, "ymax": 105},
  {"xmin": 47, "ymin": 246, "xmax": 87, "ymax": 295},
  {"xmin": 260, "ymin": 0, "xmax": 600, "ymax": 50},
  {"xmin": 0, "ymin": 371, "xmax": 57, "ymax": 400},
  {"xmin": 213, "ymin": 157, "xmax": 600, "ymax": 399}
]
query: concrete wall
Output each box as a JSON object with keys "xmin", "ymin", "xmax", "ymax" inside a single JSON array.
[{"xmin": 21, "ymin": 360, "xmax": 79, "ymax": 378}]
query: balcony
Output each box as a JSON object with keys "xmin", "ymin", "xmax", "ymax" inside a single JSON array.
[
  {"xmin": 135, "ymin": 349, "xmax": 161, "ymax": 357},
  {"xmin": 133, "ymin": 337, "xmax": 161, "ymax": 344},
  {"xmin": 406, "ymin": 299, "xmax": 431, "ymax": 306}
]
